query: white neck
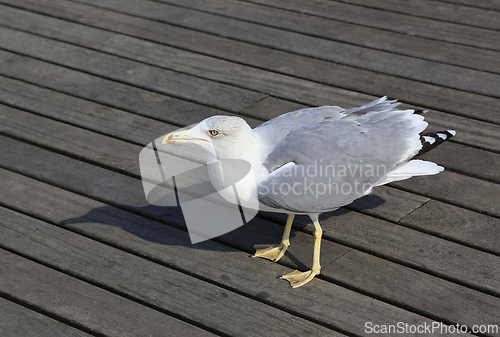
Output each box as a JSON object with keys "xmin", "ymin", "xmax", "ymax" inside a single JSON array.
[{"xmin": 212, "ymin": 126, "xmax": 264, "ymax": 167}]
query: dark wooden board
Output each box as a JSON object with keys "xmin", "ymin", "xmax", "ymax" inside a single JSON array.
[
  {"xmin": 0, "ymin": 209, "xmax": 348, "ymax": 337},
  {"xmin": 400, "ymin": 200, "xmax": 500, "ymax": 255},
  {"xmin": 0, "ymin": 174, "xmax": 449, "ymax": 337},
  {"xmin": 0, "ymin": 168, "xmax": 492, "ymax": 336},
  {"xmin": 1, "ymin": 103, "xmax": 496, "ymax": 251},
  {"xmin": 0, "ymin": 297, "xmax": 93, "ymax": 337},
  {"xmin": 0, "ymin": 109, "xmax": 414, "ymax": 226},
  {"xmin": 0, "ymin": 75, "xmax": 175, "ymax": 145},
  {"xmin": 3, "ymin": 97, "xmax": 499, "ymax": 230},
  {"xmin": 0, "ymin": 75, "xmax": 260, "ymax": 145},
  {"xmin": 422, "ymin": 112, "xmax": 500, "ymax": 153},
  {"xmin": 239, "ymin": 0, "xmax": 500, "ymax": 49},
  {"xmin": 2, "ymin": 0, "xmax": 500, "ymax": 125},
  {"xmin": 333, "ymin": 0, "xmax": 500, "ymax": 29},
  {"xmin": 392, "ymin": 170, "xmax": 500, "ymax": 217},
  {"xmin": 0, "ymin": 6, "xmax": 370, "ymax": 119},
  {"xmin": 3, "ymin": 72, "xmax": 500, "ymax": 200},
  {"xmin": 157, "ymin": 0, "xmax": 500, "ymax": 73},
  {"xmin": 418, "ymin": 141, "xmax": 500, "ymax": 184},
  {"xmin": 1, "ymin": 127, "xmax": 499, "ymax": 299},
  {"xmin": 348, "ymin": 186, "xmax": 429, "ymax": 223},
  {"xmin": 57, "ymin": 0, "xmax": 500, "ymax": 98},
  {"xmin": 0, "ymin": 104, "xmax": 139, "ymax": 170},
  {"xmin": 0, "ymin": 250, "xmax": 219, "ymax": 337},
  {"xmin": 0, "ymin": 30, "xmax": 266, "ymax": 115},
  {"xmin": 434, "ymin": 0, "xmax": 500, "ymax": 11},
  {"xmin": 1, "ymin": 96, "xmax": 498, "ymax": 247},
  {"xmin": 0, "ymin": 101, "xmax": 414, "ymax": 220},
  {"xmin": 326, "ymin": 249, "xmax": 500, "ymax": 331},
  {"xmin": 1, "ymin": 27, "xmax": 499, "ymax": 155},
  {"xmin": 0, "ymin": 0, "xmax": 499, "ymax": 335},
  {"xmin": 291, "ymin": 208, "xmax": 500, "ymax": 296},
  {"xmin": 5, "ymin": 64, "xmax": 498, "ymax": 197}
]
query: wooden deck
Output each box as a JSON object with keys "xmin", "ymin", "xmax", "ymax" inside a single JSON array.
[{"xmin": 0, "ymin": 0, "xmax": 499, "ymax": 336}]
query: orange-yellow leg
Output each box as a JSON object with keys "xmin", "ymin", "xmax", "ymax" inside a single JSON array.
[
  {"xmin": 252, "ymin": 214, "xmax": 295, "ymax": 262},
  {"xmin": 280, "ymin": 220, "xmax": 322, "ymax": 288}
]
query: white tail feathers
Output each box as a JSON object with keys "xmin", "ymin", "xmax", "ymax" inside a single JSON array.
[{"xmin": 376, "ymin": 160, "xmax": 444, "ymax": 186}]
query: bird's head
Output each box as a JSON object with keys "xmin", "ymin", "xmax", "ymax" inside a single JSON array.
[{"xmin": 162, "ymin": 116, "xmax": 259, "ymax": 160}]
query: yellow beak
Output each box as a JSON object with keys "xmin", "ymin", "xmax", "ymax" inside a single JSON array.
[{"xmin": 162, "ymin": 130, "xmax": 207, "ymax": 144}]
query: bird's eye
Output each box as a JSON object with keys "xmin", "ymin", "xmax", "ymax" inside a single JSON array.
[{"xmin": 209, "ymin": 130, "xmax": 219, "ymax": 136}]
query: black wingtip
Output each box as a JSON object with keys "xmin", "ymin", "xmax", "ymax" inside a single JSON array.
[{"xmin": 416, "ymin": 130, "xmax": 456, "ymax": 157}]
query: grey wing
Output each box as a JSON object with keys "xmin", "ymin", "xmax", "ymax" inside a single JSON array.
[
  {"xmin": 256, "ymin": 123, "xmax": 389, "ymax": 213},
  {"xmin": 253, "ymin": 105, "xmax": 345, "ymax": 155},
  {"xmin": 256, "ymin": 98, "xmax": 428, "ymax": 213}
]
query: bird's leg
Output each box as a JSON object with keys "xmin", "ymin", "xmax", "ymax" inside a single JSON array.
[
  {"xmin": 252, "ymin": 214, "xmax": 295, "ymax": 262},
  {"xmin": 280, "ymin": 220, "xmax": 322, "ymax": 288}
]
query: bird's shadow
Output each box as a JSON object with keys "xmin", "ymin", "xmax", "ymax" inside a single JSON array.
[{"xmin": 62, "ymin": 193, "xmax": 385, "ymax": 258}]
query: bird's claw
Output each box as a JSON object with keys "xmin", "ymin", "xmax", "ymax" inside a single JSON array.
[
  {"xmin": 252, "ymin": 242, "xmax": 289, "ymax": 262},
  {"xmin": 280, "ymin": 268, "xmax": 320, "ymax": 288}
]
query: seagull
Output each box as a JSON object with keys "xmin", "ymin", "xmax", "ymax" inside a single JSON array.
[{"xmin": 162, "ymin": 97, "xmax": 455, "ymax": 288}]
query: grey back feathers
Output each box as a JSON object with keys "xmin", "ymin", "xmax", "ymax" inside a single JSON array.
[{"xmin": 254, "ymin": 97, "xmax": 454, "ymax": 214}]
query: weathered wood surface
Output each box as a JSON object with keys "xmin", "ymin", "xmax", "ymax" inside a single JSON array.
[
  {"xmin": 320, "ymin": 0, "xmax": 500, "ymax": 29},
  {"xmin": 2, "ymin": 0, "xmax": 500, "ymax": 124},
  {"xmin": 0, "ymin": 297, "xmax": 93, "ymax": 337},
  {"xmin": 0, "ymin": 0, "xmax": 499, "ymax": 336}
]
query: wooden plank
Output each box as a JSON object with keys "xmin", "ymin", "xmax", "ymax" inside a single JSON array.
[
  {"xmin": 0, "ymin": 132, "xmax": 499, "ymax": 298},
  {"xmin": 0, "ymin": 104, "xmax": 139, "ymax": 170},
  {"xmin": 239, "ymin": 96, "xmax": 308, "ymax": 120},
  {"xmin": 3, "ymin": 74, "xmax": 499, "ymax": 192},
  {"xmin": 3, "ymin": 71, "xmax": 500, "ymax": 209},
  {"xmin": 0, "ymin": 178, "xmax": 433, "ymax": 337},
  {"xmin": 334, "ymin": 0, "xmax": 500, "ymax": 30},
  {"xmin": 0, "ymin": 250, "xmax": 219, "ymax": 337},
  {"xmin": 325, "ymin": 249, "xmax": 500, "ymax": 331},
  {"xmin": 0, "ymin": 93, "xmax": 436, "ymax": 243},
  {"xmin": 36, "ymin": 0, "xmax": 500, "ymax": 99},
  {"xmin": 3, "ymin": 97, "xmax": 499, "ymax": 225},
  {"xmin": 0, "ymin": 33, "xmax": 266, "ymax": 115},
  {"xmin": 0, "ymin": 5, "xmax": 370, "ymax": 115},
  {"xmin": 0, "ymin": 103, "xmax": 454, "ymax": 231},
  {"xmin": 0, "ymin": 75, "xmax": 260, "ymax": 145},
  {"xmin": 0, "ymin": 297, "xmax": 92, "ymax": 337},
  {"xmin": 158, "ymin": 0, "xmax": 500, "ymax": 73},
  {"xmin": 348, "ymin": 186, "xmax": 429, "ymax": 223},
  {"xmin": 1, "ymin": 79, "xmax": 497, "ymax": 237},
  {"xmin": 0, "ymin": 210, "xmax": 347, "ymax": 337},
  {"xmin": 418, "ymin": 141, "xmax": 500, "ymax": 184},
  {"xmin": 4, "ymin": 3, "xmax": 499, "ymax": 151},
  {"xmin": 435, "ymin": 0, "xmax": 500, "ymax": 11},
  {"xmin": 0, "ymin": 53, "xmax": 262, "ymax": 130},
  {"xmin": 0, "ymin": 105, "xmax": 214, "ymax": 200},
  {"xmin": 400, "ymin": 199, "xmax": 500, "ymax": 255},
  {"xmin": 392, "ymin": 170, "xmax": 500, "ymax": 217},
  {"xmin": 0, "ymin": 34, "xmax": 499, "ymax": 156},
  {"xmin": 423, "ymin": 111, "xmax": 500, "ymax": 153},
  {"xmin": 304, "ymin": 209, "xmax": 500, "ymax": 296},
  {"xmin": 0, "ymin": 170, "xmax": 490, "ymax": 336},
  {"xmin": 2, "ymin": 0, "xmax": 500, "ymax": 125},
  {"xmin": 0, "ymin": 1, "xmax": 497, "ymax": 335},
  {"xmin": 1, "ymin": 89, "xmax": 498, "ymax": 237},
  {"xmin": 239, "ymin": 0, "xmax": 500, "ymax": 49},
  {"xmin": 0, "ymin": 9, "xmax": 372, "ymax": 118},
  {"xmin": 0, "ymin": 76, "xmax": 175, "ymax": 145}
]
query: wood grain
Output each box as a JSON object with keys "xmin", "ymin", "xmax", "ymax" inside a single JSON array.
[{"xmin": 2, "ymin": 0, "xmax": 500, "ymax": 125}]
